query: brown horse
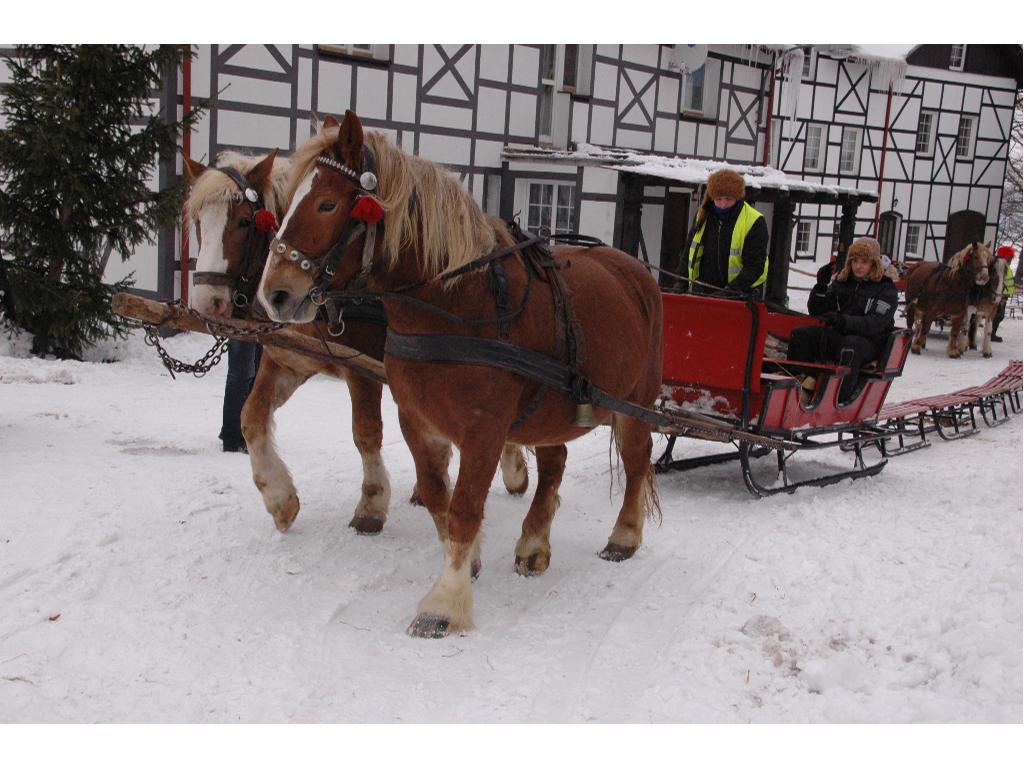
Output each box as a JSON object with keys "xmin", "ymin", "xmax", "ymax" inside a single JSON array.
[
  {"xmin": 961, "ymin": 256, "xmax": 1007, "ymax": 358},
  {"xmin": 184, "ymin": 151, "xmax": 528, "ymax": 535},
  {"xmin": 257, "ymin": 111, "xmax": 663, "ymax": 637},
  {"xmin": 902, "ymin": 242, "xmax": 993, "ymax": 357}
]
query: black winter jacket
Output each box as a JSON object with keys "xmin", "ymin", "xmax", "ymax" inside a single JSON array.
[
  {"xmin": 687, "ymin": 201, "xmax": 769, "ymax": 294},
  {"xmin": 807, "ymin": 274, "xmax": 899, "ymax": 345}
]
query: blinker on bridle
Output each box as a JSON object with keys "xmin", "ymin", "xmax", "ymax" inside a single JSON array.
[
  {"xmin": 192, "ymin": 165, "xmax": 278, "ymax": 311},
  {"xmin": 270, "ymin": 146, "xmax": 382, "ymax": 311}
]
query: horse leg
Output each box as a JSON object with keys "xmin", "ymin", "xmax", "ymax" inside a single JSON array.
[
  {"xmin": 947, "ymin": 314, "xmax": 963, "ymax": 358},
  {"xmin": 967, "ymin": 310, "xmax": 978, "ymax": 351},
  {"xmin": 601, "ymin": 415, "xmax": 659, "ymax": 562},
  {"xmin": 346, "ymin": 373, "xmax": 391, "ymax": 535},
  {"xmin": 910, "ymin": 308, "xmax": 924, "ymax": 354},
  {"xmin": 408, "ymin": 434, "xmax": 505, "ymax": 638},
  {"xmin": 499, "ymin": 442, "xmax": 529, "ymax": 495},
  {"xmin": 397, "ymin": 408, "xmax": 452, "ymax": 541},
  {"xmin": 242, "ymin": 356, "xmax": 312, "ymax": 532},
  {"xmin": 514, "ymin": 444, "xmax": 567, "ymax": 575},
  {"xmin": 981, "ymin": 309, "xmax": 994, "ymax": 358}
]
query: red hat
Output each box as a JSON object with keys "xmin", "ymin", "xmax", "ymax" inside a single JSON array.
[{"xmin": 996, "ymin": 245, "xmax": 1015, "ymax": 260}]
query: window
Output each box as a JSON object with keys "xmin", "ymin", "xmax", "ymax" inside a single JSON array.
[
  {"xmin": 538, "ymin": 45, "xmax": 556, "ymax": 143},
  {"xmin": 956, "ymin": 115, "xmax": 976, "ymax": 159},
  {"xmin": 839, "ymin": 127, "xmax": 862, "ymax": 174},
  {"xmin": 804, "ymin": 124, "xmax": 825, "ymax": 172},
  {"xmin": 794, "ymin": 221, "xmax": 814, "ymax": 258},
  {"xmin": 949, "ymin": 45, "xmax": 966, "ymax": 70},
  {"xmin": 905, "ymin": 224, "xmax": 923, "ymax": 258},
  {"xmin": 562, "ymin": 45, "xmax": 578, "ymax": 91},
  {"xmin": 527, "ymin": 182, "xmax": 575, "ymax": 235},
  {"xmin": 915, "ymin": 110, "xmax": 937, "ymax": 155},
  {"xmin": 318, "ymin": 44, "xmax": 390, "ymax": 62},
  {"xmin": 681, "ymin": 59, "xmax": 721, "ymax": 120},
  {"xmin": 801, "ymin": 46, "xmax": 813, "ymax": 78}
]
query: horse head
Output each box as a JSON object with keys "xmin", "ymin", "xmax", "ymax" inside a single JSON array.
[
  {"xmin": 951, "ymin": 241, "xmax": 993, "ymax": 288},
  {"xmin": 257, "ymin": 111, "xmax": 385, "ymax": 324},
  {"xmin": 185, "ymin": 149, "xmax": 282, "ymax": 318}
]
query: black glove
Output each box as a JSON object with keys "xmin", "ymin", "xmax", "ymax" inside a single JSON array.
[
  {"xmin": 822, "ymin": 311, "xmax": 845, "ymax": 331},
  {"xmin": 815, "ymin": 263, "xmax": 834, "ymax": 286}
]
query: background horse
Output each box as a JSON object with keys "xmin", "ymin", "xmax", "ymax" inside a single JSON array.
[
  {"xmin": 961, "ymin": 256, "xmax": 1007, "ymax": 358},
  {"xmin": 257, "ymin": 111, "xmax": 663, "ymax": 638},
  {"xmin": 184, "ymin": 151, "xmax": 531, "ymax": 534},
  {"xmin": 902, "ymin": 242, "xmax": 993, "ymax": 357}
]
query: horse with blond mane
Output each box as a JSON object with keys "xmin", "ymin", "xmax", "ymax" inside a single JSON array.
[
  {"xmin": 257, "ymin": 111, "xmax": 663, "ymax": 638},
  {"xmin": 902, "ymin": 241, "xmax": 993, "ymax": 357},
  {"xmin": 184, "ymin": 149, "xmax": 529, "ymax": 535}
]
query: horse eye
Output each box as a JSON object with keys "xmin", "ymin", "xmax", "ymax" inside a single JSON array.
[
  {"xmin": 238, "ymin": 217, "xmax": 252, "ymax": 229},
  {"xmin": 318, "ymin": 201, "xmax": 337, "ymax": 213}
]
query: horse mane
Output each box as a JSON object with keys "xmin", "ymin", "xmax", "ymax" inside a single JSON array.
[
  {"xmin": 947, "ymin": 241, "xmax": 992, "ymax": 270},
  {"xmin": 186, "ymin": 151, "xmax": 292, "ymax": 225},
  {"xmin": 289, "ymin": 127, "xmax": 498, "ymax": 277}
]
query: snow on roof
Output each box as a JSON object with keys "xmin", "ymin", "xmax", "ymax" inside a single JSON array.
[{"xmin": 502, "ymin": 143, "xmax": 878, "ymax": 202}]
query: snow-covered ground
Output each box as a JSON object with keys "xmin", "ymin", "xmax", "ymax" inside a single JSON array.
[{"xmin": 1, "ymin": 297, "xmax": 1021, "ymax": 728}]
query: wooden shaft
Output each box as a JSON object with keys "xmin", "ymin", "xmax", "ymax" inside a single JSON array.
[{"xmin": 112, "ymin": 292, "xmax": 387, "ymax": 384}]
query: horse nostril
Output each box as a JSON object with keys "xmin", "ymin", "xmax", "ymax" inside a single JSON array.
[{"xmin": 270, "ymin": 290, "xmax": 291, "ymax": 309}]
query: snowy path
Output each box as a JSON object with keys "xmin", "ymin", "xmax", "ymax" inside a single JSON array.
[{"xmin": 0, "ymin": 316, "xmax": 1021, "ymax": 723}]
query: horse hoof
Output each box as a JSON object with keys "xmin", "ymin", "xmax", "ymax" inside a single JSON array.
[
  {"xmin": 983, "ymin": 352, "xmax": 993, "ymax": 358},
  {"xmin": 408, "ymin": 490, "xmax": 424, "ymax": 507},
  {"xmin": 471, "ymin": 558, "xmax": 482, "ymax": 581},
  {"xmin": 910, "ymin": 347, "xmax": 921, "ymax": 355},
  {"xmin": 506, "ymin": 479, "xmax": 529, "ymax": 496},
  {"xmin": 599, "ymin": 543, "xmax": 637, "ymax": 562},
  {"xmin": 349, "ymin": 516, "xmax": 384, "ymax": 535},
  {"xmin": 407, "ymin": 613, "xmax": 451, "ymax": 639},
  {"xmin": 514, "ymin": 551, "xmax": 550, "ymax": 576},
  {"xmin": 271, "ymin": 497, "xmax": 300, "ymax": 532}
]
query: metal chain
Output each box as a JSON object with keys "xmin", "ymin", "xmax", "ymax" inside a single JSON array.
[
  {"xmin": 143, "ymin": 324, "xmax": 229, "ymax": 379},
  {"xmin": 140, "ymin": 301, "xmax": 288, "ymax": 379}
]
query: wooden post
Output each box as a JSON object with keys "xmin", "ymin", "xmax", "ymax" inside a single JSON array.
[
  {"xmin": 766, "ymin": 198, "xmax": 795, "ymax": 306},
  {"xmin": 836, "ymin": 199, "xmax": 860, "ymax": 273},
  {"xmin": 615, "ymin": 172, "xmax": 644, "ymax": 258}
]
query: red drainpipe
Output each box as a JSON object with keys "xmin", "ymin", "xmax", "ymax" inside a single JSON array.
[
  {"xmin": 762, "ymin": 53, "xmax": 777, "ymax": 166},
  {"xmin": 180, "ymin": 48, "xmax": 192, "ymax": 305},
  {"xmin": 873, "ymin": 84, "xmax": 894, "ymax": 235}
]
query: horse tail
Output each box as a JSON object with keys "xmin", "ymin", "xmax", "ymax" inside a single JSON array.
[{"xmin": 609, "ymin": 416, "xmax": 663, "ymax": 525}]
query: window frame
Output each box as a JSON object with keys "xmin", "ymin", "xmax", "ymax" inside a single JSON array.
[
  {"xmin": 955, "ymin": 114, "xmax": 976, "ymax": 159},
  {"xmin": 949, "ymin": 44, "xmax": 966, "ymax": 71},
  {"xmin": 915, "ymin": 110, "xmax": 937, "ymax": 156},
  {"xmin": 803, "ymin": 123, "xmax": 826, "ymax": 173},
  {"xmin": 905, "ymin": 223, "xmax": 923, "ymax": 259},
  {"xmin": 680, "ymin": 59, "xmax": 721, "ymax": 121},
  {"xmin": 838, "ymin": 126, "xmax": 862, "ymax": 175},
  {"xmin": 794, "ymin": 221, "xmax": 815, "ymax": 258},
  {"xmin": 524, "ymin": 180, "xmax": 576, "ymax": 236},
  {"xmin": 318, "ymin": 44, "xmax": 390, "ymax": 63}
]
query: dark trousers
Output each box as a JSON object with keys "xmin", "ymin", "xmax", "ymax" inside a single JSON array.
[
  {"xmin": 219, "ymin": 340, "xmax": 262, "ymax": 448},
  {"xmin": 991, "ymin": 297, "xmax": 1008, "ymax": 335},
  {"xmin": 788, "ymin": 326, "xmax": 879, "ymax": 402}
]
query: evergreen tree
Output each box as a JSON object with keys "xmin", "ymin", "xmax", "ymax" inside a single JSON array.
[{"xmin": 0, "ymin": 45, "xmax": 201, "ymax": 358}]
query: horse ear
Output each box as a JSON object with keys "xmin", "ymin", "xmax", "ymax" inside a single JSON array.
[
  {"xmin": 323, "ymin": 114, "xmax": 340, "ymax": 130},
  {"xmin": 335, "ymin": 110, "xmax": 364, "ymax": 166},
  {"xmin": 249, "ymin": 148, "xmax": 278, "ymax": 192},
  {"xmin": 183, "ymin": 156, "xmax": 207, "ymax": 184}
]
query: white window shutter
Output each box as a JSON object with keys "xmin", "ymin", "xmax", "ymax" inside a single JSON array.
[{"xmin": 703, "ymin": 58, "xmax": 721, "ymax": 119}]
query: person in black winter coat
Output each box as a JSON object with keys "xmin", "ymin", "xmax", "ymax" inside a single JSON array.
[
  {"xmin": 789, "ymin": 236, "xmax": 898, "ymax": 403},
  {"xmin": 683, "ymin": 168, "xmax": 769, "ymax": 297}
]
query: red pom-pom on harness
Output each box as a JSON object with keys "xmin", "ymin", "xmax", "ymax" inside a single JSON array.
[
  {"xmin": 351, "ymin": 196, "xmax": 384, "ymax": 225},
  {"xmin": 996, "ymin": 245, "xmax": 1015, "ymax": 261},
  {"xmin": 254, "ymin": 209, "xmax": 278, "ymax": 233}
]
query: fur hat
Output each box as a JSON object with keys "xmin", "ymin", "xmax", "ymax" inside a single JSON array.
[
  {"xmin": 705, "ymin": 168, "xmax": 746, "ymax": 201},
  {"xmin": 837, "ymin": 236, "xmax": 885, "ymax": 281},
  {"xmin": 996, "ymin": 245, "xmax": 1016, "ymax": 261},
  {"xmin": 847, "ymin": 236, "xmax": 882, "ymax": 264}
]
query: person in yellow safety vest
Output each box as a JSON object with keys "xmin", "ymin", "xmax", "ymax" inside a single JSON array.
[
  {"xmin": 685, "ymin": 168, "xmax": 770, "ymax": 298},
  {"xmin": 990, "ymin": 244, "xmax": 1017, "ymax": 342}
]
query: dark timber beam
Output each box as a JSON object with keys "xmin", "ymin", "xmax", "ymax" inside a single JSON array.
[
  {"xmin": 766, "ymin": 199, "xmax": 796, "ymax": 306},
  {"xmin": 616, "ymin": 172, "xmax": 644, "ymax": 257}
]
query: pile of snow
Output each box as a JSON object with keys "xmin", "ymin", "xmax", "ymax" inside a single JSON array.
[{"xmin": 0, "ymin": 291, "xmax": 1020, "ymax": 729}]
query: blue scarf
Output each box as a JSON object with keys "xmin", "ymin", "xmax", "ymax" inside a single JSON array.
[{"xmin": 712, "ymin": 202, "xmax": 736, "ymax": 220}]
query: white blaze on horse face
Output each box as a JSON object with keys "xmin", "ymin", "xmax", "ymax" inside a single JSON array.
[
  {"xmin": 257, "ymin": 168, "xmax": 319, "ymax": 319},
  {"xmin": 191, "ymin": 206, "xmax": 232, "ymax": 317}
]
